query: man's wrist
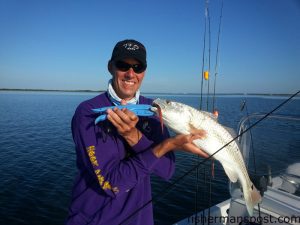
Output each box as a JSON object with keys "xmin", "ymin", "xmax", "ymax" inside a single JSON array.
[
  {"xmin": 152, "ymin": 139, "xmax": 172, "ymax": 158},
  {"xmin": 124, "ymin": 129, "xmax": 142, "ymax": 146}
]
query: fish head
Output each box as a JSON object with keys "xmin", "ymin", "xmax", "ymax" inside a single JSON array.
[{"xmin": 151, "ymin": 98, "xmax": 193, "ymax": 134}]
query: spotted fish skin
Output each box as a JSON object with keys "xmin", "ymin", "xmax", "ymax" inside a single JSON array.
[{"xmin": 151, "ymin": 98, "xmax": 262, "ymax": 216}]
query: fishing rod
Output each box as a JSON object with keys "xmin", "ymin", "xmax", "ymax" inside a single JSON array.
[
  {"xmin": 205, "ymin": 5, "xmax": 211, "ymax": 112},
  {"xmin": 212, "ymin": 0, "xmax": 223, "ymax": 112},
  {"xmin": 196, "ymin": 0, "xmax": 210, "ymax": 222},
  {"xmin": 199, "ymin": 0, "xmax": 208, "ymax": 110},
  {"xmin": 120, "ymin": 90, "xmax": 300, "ymax": 225},
  {"xmin": 200, "ymin": 0, "xmax": 223, "ymax": 223}
]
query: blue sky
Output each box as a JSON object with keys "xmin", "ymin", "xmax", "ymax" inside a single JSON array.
[{"xmin": 0, "ymin": 0, "xmax": 299, "ymax": 94}]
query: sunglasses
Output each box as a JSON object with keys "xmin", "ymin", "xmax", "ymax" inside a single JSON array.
[{"xmin": 115, "ymin": 61, "xmax": 146, "ymax": 74}]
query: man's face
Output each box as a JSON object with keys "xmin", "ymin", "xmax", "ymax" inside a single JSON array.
[{"xmin": 111, "ymin": 58, "xmax": 146, "ymax": 101}]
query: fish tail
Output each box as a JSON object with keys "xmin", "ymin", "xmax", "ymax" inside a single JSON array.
[{"xmin": 244, "ymin": 182, "xmax": 262, "ymax": 216}]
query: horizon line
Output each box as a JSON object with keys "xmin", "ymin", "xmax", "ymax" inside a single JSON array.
[{"xmin": 0, "ymin": 88, "xmax": 294, "ymax": 96}]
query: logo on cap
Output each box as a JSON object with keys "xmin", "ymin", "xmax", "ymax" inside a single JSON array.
[{"xmin": 123, "ymin": 43, "xmax": 139, "ymax": 51}]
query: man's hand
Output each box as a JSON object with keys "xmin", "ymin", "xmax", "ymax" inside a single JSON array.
[
  {"xmin": 170, "ymin": 132, "xmax": 209, "ymax": 158},
  {"xmin": 107, "ymin": 107, "xmax": 142, "ymax": 146},
  {"xmin": 153, "ymin": 131, "xmax": 209, "ymax": 158}
]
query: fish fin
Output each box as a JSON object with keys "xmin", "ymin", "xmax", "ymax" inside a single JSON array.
[
  {"xmin": 244, "ymin": 182, "xmax": 262, "ymax": 216},
  {"xmin": 222, "ymin": 164, "xmax": 238, "ymax": 183},
  {"xmin": 223, "ymin": 126, "xmax": 237, "ymax": 137},
  {"xmin": 188, "ymin": 123, "xmax": 204, "ymax": 135},
  {"xmin": 223, "ymin": 126, "xmax": 242, "ymax": 151},
  {"xmin": 188, "ymin": 123, "xmax": 198, "ymax": 133},
  {"xmin": 202, "ymin": 111, "xmax": 218, "ymax": 121}
]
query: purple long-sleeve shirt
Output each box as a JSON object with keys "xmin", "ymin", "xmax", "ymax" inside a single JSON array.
[{"xmin": 66, "ymin": 92, "xmax": 175, "ymax": 225}]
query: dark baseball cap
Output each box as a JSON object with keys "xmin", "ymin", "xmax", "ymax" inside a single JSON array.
[{"xmin": 110, "ymin": 39, "xmax": 147, "ymax": 67}]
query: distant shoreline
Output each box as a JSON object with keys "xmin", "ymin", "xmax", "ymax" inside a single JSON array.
[
  {"xmin": 0, "ymin": 88, "xmax": 294, "ymax": 96},
  {"xmin": 0, "ymin": 88, "xmax": 103, "ymax": 93}
]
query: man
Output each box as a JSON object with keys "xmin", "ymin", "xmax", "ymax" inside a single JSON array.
[{"xmin": 66, "ymin": 39, "xmax": 207, "ymax": 225}]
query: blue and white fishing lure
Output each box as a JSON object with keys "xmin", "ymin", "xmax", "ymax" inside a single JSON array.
[{"xmin": 92, "ymin": 104, "xmax": 154, "ymax": 124}]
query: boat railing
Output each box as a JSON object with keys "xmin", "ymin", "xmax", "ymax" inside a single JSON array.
[
  {"xmin": 237, "ymin": 113, "xmax": 300, "ymax": 169},
  {"xmin": 227, "ymin": 113, "xmax": 300, "ymax": 223}
]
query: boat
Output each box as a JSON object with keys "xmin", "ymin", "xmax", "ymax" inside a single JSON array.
[{"xmin": 174, "ymin": 113, "xmax": 300, "ymax": 225}]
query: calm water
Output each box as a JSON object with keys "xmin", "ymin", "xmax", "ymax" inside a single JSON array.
[{"xmin": 0, "ymin": 91, "xmax": 299, "ymax": 225}]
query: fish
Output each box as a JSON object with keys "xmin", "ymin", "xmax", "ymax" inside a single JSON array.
[{"xmin": 151, "ymin": 98, "xmax": 262, "ymax": 216}]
